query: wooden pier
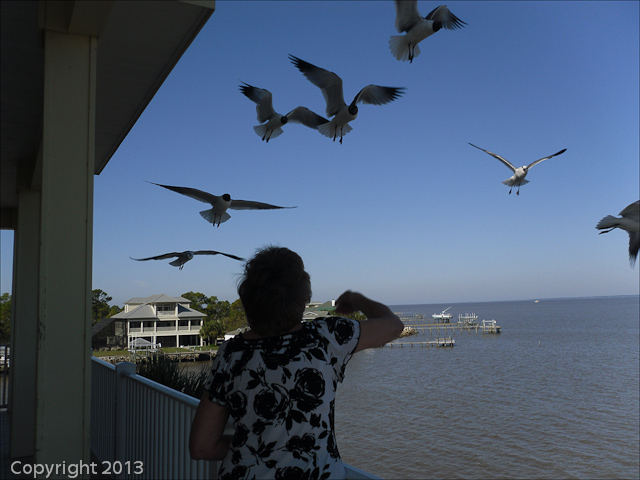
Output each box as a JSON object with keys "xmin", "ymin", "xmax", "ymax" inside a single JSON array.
[
  {"xmin": 398, "ymin": 315, "xmax": 501, "ymax": 335},
  {"xmin": 387, "ymin": 337, "xmax": 455, "ymax": 348}
]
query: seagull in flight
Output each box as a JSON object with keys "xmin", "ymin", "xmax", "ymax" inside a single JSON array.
[
  {"xmin": 390, "ymin": 2, "xmax": 467, "ymax": 63},
  {"xmin": 239, "ymin": 82, "xmax": 328, "ymax": 142},
  {"xmin": 468, "ymin": 143, "xmax": 567, "ymax": 195},
  {"xmin": 131, "ymin": 250, "xmax": 245, "ymax": 270},
  {"xmin": 289, "ymin": 54, "xmax": 405, "ymax": 144},
  {"xmin": 148, "ymin": 182, "xmax": 296, "ymax": 227},
  {"xmin": 596, "ymin": 201, "xmax": 640, "ymax": 267}
]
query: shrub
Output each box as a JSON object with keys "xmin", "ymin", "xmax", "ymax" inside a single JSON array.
[{"xmin": 136, "ymin": 355, "xmax": 209, "ymax": 399}]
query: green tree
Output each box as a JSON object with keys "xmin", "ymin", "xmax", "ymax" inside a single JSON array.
[
  {"xmin": 0, "ymin": 293, "xmax": 11, "ymax": 343},
  {"xmin": 200, "ymin": 319, "xmax": 225, "ymax": 344},
  {"xmin": 181, "ymin": 292, "xmax": 247, "ymax": 335},
  {"xmin": 92, "ymin": 289, "xmax": 121, "ymax": 325},
  {"xmin": 224, "ymin": 298, "xmax": 247, "ymax": 332},
  {"xmin": 208, "ymin": 299, "xmax": 230, "ymax": 322},
  {"xmin": 181, "ymin": 292, "xmax": 232, "ymax": 324},
  {"xmin": 181, "ymin": 291, "xmax": 210, "ymax": 312}
]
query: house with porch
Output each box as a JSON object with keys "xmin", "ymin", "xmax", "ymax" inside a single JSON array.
[{"xmin": 112, "ymin": 294, "xmax": 206, "ymax": 348}]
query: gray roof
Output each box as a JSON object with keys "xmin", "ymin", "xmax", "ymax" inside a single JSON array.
[
  {"xmin": 91, "ymin": 317, "xmax": 118, "ymax": 337},
  {"xmin": 111, "ymin": 304, "xmax": 155, "ymax": 319},
  {"xmin": 124, "ymin": 294, "xmax": 190, "ymax": 305},
  {"xmin": 112, "ymin": 301, "xmax": 205, "ymax": 320}
]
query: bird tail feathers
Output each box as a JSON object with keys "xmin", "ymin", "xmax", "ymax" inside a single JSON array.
[
  {"xmin": 502, "ymin": 179, "xmax": 529, "ymax": 186},
  {"xmin": 253, "ymin": 124, "xmax": 283, "ymax": 142},
  {"xmin": 596, "ymin": 215, "xmax": 618, "ymax": 231},
  {"xmin": 317, "ymin": 122, "xmax": 352, "ymax": 139},
  {"xmin": 389, "ymin": 35, "xmax": 419, "ymax": 62},
  {"xmin": 168, "ymin": 259, "xmax": 183, "ymax": 267},
  {"xmin": 199, "ymin": 209, "xmax": 231, "ymax": 226}
]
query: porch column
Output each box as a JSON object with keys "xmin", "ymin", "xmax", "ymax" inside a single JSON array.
[
  {"xmin": 35, "ymin": 29, "xmax": 97, "ymax": 466},
  {"xmin": 9, "ymin": 188, "xmax": 41, "ymax": 458}
]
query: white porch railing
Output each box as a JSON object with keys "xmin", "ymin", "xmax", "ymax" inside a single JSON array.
[{"xmin": 90, "ymin": 357, "xmax": 379, "ymax": 480}]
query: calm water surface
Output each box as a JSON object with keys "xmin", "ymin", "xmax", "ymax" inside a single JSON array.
[{"xmin": 335, "ymin": 296, "xmax": 639, "ymax": 479}]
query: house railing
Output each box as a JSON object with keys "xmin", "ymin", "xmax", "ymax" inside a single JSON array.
[{"xmin": 90, "ymin": 357, "xmax": 379, "ymax": 479}]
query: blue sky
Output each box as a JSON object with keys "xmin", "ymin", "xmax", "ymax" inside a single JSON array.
[{"xmin": 1, "ymin": 1, "xmax": 639, "ymax": 307}]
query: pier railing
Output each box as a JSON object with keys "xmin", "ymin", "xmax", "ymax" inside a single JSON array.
[{"xmin": 90, "ymin": 357, "xmax": 379, "ymax": 479}]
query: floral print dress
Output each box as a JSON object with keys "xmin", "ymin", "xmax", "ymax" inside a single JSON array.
[{"xmin": 204, "ymin": 316, "xmax": 360, "ymax": 480}]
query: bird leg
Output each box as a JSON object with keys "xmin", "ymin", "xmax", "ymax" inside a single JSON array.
[
  {"xmin": 508, "ymin": 186, "xmax": 512, "ymax": 194},
  {"xmin": 516, "ymin": 187, "xmax": 520, "ymax": 196}
]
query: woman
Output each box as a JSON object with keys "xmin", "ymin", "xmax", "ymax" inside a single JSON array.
[{"xmin": 189, "ymin": 246, "xmax": 403, "ymax": 479}]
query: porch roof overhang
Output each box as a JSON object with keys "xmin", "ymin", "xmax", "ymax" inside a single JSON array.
[{"xmin": 1, "ymin": 0, "xmax": 215, "ymax": 228}]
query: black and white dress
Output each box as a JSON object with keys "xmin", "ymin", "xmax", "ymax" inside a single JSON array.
[{"xmin": 204, "ymin": 316, "xmax": 360, "ymax": 480}]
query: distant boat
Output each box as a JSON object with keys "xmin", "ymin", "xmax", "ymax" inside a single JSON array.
[
  {"xmin": 534, "ymin": 300, "xmax": 540, "ymax": 303},
  {"xmin": 432, "ymin": 306, "xmax": 453, "ymax": 323}
]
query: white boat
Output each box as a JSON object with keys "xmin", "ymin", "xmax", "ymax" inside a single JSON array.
[{"xmin": 432, "ymin": 306, "xmax": 453, "ymax": 323}]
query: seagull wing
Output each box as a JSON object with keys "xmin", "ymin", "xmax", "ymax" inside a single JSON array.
[
  {"xmin": 239, "ymin": 82, "xmax": 277, "ymax": 123},
  {"xmin": 229, "ymin": 199, "xmax": 296, "ymax": 211},
  {"xmin": 148, "ymin": 182, "xmax": 220, "ymax": 205},
  {"xmin": 289, "ymin": 54, "xmax": 346, "ymax": 117},
  {"xmin": 394, "ymin": 0, "xmax": 422, "ymax": 33},
  {"xmin": 130, "ymin": 252, "xmax": 182, "ymax": 261},
  {"xmin": 353, "ymin": 85, "xmax": 405, "ymax": 106},
  {"xmin": 193, "ymin": 250, "xmax": 246, "ymax": 261},
  {"xmin": 468, "ymin": 143, "xmax": 516, "ymax": 172},
  {"xmin": 425, "ymin": 5, "xmax": 467, "ymax": 30},
  {"xmin": 286, "ymin": 106, "xmax": 329, "ymax": 129},
  {"xmin": 526, "ymin": 148, "xmax": 566, "ymax": 170},
  {"xmin": 619, "ymin": 200, "xmax": 640, "ymax": 220}
]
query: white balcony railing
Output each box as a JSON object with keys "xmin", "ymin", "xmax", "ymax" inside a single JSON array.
[{"xmin": 90, "ymin": 357, "xmax": 379, "ymax": 479}]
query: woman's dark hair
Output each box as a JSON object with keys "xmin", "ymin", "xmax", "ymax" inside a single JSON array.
[{"xmin": 238, "ymin": 246, "xmax": 311, "ymax": 336}]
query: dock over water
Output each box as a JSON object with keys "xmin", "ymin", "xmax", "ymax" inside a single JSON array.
[
  {"xmin": 397, "ymin": 314, "xmax": 501, "ymax": 335},
  {"xmin": 388, "ymin": 337, "xmax": 455, "ymax": 348}
]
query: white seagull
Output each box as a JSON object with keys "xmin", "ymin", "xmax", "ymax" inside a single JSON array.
[
  {"xmin": 468, "ymin": 143, "xmax": 567, "ymax": 195},
  {"xmin": 239, "ymin": 82, "xmax": 329, "ymax": 142},
  {"xmin": 131, "ymin": 250, "xmax": 245, "ymax": 270},
  {"xmin": 390, "ymin": 1, "xmax": 467, "ymax": 63},
  {"xmin": 596, "ymin": 201, "xmax": 640, "ymax": 267},
  {"xmin": 289, "ymin": 54, "xmax": 405, "ymax": 144},
  {"xmin": 148, "ymin": 182, "xmax": 296, "ymax": 227}
]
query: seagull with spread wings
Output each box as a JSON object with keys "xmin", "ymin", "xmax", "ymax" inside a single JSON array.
[
  {"xmin": 131, "ymin": 250, "xmax": 245, "ymax": 270},
  {"xmin": 239, "ymin": 82, "xmax": 328, "ymax": 142},
  {"xmin": 148, "ymin": 182, "xmax": 296, "ymax": 227},
  {"xmin": 289, "ymin": 54, "xmax": 405, "ymax": 144},
  {"xmin": 468, "ymin": 143, "xmax": 567, "ymax": 195},
  {"xmin": 390, "ymin": 1, "xmax": 467, "ymax": 63},
  {"xmin": 596, "ymin": 201, "xmax": 640, "ymax": 267}
]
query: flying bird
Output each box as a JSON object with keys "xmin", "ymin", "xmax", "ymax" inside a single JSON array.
[
  {"xmin": 130, "ymin": 250, "xmax": 245, "ymax": 270},
  {"xmin": 289, "ymin": 54, "xmax": 405, "ymax": 144},
  {"xmin": 390, "ymin": 1, "xmax": 467, "ymax": 63},
  {"xmin": 596, "ymin": 201, "xmax": 640, "ymax": 267},
  {"xmin": 147, "ymin": 182, "xmax": 296, "ymax": 227},
  {"xmin": 239, "ymin": 82, "xmax": 328, "ymax": 142},
  {"xmin": 468, "ymin": 143, "xmax": 567, "ymax": 195}
]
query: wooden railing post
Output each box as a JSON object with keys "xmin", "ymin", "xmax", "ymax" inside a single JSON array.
[{"xmin": 115, "ymin": 361, "xmax": 136, "ymax": 478}]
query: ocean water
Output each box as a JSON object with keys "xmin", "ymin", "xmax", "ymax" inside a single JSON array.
[{"xmin": 334, "ymin": 296, "xmax": 640, "ymax": 479}]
